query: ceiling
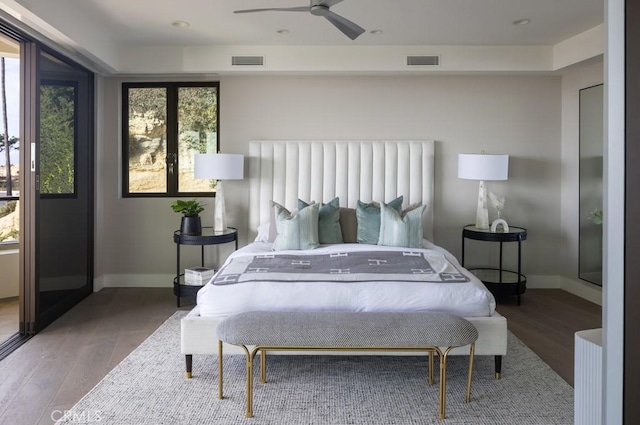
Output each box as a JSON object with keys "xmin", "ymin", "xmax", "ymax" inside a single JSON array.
[
  {"xmin": 31, "ymin": 0, "xmax": 603, "ymax": 47},
  {"xmin": 0, "ymin": 0, "xmax": 604, "ymax": 74}
]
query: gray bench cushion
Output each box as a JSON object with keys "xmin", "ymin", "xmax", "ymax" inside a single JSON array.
[{"xmin": 217, "ymin": 311, "xmax": 478, "ymax": 348}]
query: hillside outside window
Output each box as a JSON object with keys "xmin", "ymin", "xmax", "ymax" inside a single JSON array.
[{"xmin": 122, "ymin": 82, "xmax": 219, "ymax": 197}]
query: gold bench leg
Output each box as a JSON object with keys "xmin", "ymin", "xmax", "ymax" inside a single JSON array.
[
  {"xmin": 218, "ymin": 340, "xmax": 223, "ymax": 399},
  {"xmin": 438, "ymin": 347, "xmax": 454, "ymax": 420},
  {"xmin": 239, "ymin": 345, "xmax": 255, "ymax": 418},
  {"xmin": 260, "ymin": 349, "xmax": 267, "ymax": 384},
  {"xmin": 466, "ymin": 342, "xmax": 475, "ymax": 403},
  {"xmin": 428, "ymin": 350, "xmax": 434, "ymax": 385}
]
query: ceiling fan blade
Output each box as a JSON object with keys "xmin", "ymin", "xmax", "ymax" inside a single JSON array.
[
  {"xmin": 323, "ymin": 10, "xmax": 365, "ymax": 40},
  {"xmin": 318, "ymin": 0, "xmax": 344, "ymax": 7},
  {"xmin": 234, "ymin": 7, "xmax": 309, "ymax": 14}
]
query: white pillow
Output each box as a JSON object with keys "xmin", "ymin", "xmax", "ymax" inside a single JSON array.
[
  {"xmin": 253, "ymin": 201, "xmax": 279, "ymax": 243},
  {"xmin": 254, "ymin": 222, "xmax": 271, "ymax": 242}
]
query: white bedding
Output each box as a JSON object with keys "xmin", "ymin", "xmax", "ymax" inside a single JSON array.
[{"xmin": 197, "ymin": 240, "xmax": 496, "ymax": 318}]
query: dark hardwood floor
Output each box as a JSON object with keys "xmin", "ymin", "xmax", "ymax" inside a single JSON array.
[
  {"xmin": 0, "ymin": 288, "xmax": 601, "ymax": 425},
  {"xmin": 496, "ymin": 289, "xmax": 602, "ymax": 386}
]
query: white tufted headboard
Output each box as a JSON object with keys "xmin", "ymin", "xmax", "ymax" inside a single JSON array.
[{"xmin": 248, "ymin": 140, "xmax": 435, "ymax": 241}]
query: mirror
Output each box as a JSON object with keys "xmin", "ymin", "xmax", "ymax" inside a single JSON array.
[{"xmin": 579, "ymin": 84, "xmax": 603, "ymax": 286}]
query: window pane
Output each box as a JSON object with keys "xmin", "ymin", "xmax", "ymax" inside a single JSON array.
[
  {"xmin": 127, "ymin": 87, "xmax": 167, "ymax": 193},
  {"xmin": 0, "ymin": 53, "xmax": 20, "ymax": 242},
  {"xmin": 177, "ymin": 86, "xmax": 217, "ymax": 193},
  {"xmin": 40, "ymin": 83, "xmax": 75, "ymax": 195}
]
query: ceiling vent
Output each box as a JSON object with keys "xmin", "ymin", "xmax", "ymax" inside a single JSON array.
[
  {"xmin": 406, "ymin": 55, "xmax": 440, "ymax": 66},
  {"xmin": 231, "ymin": 56, "xmax": 265, "ymax": 66}
]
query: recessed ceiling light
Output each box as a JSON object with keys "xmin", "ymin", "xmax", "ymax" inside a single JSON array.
[
  {"xmin": 512, "ymin": 18, "xmax": 530, "ymax": 26},
  {"xmin": 276, "ymin": 29, "xmax": 290, "ymax": 35},
  {"xmin": 369, "ymin": 29, "xmax": 383, "ymax": 35},
  {"xmin": 172, "ymin": 20, "xmax": 190, "ymax": 28}
]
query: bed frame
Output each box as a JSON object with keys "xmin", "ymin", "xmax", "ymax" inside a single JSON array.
[{"xmin": 181, "ymin": 140, "xmax": 507, "ymax": 377}]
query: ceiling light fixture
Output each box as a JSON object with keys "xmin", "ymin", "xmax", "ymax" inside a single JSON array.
[
  {"xmin": 276, "ymin": 29, "xmax": 290, "ymax": 34},
  {"xmin": 172, "ymin": 20, "xmax": 190, "ymax": 28},
  {"xmin": 370, "ymin": 29, "xmax": 383, "ymax": 35},
  {"xmin": 512, "ymin": 18, "xmax": 530, "ymax": 26}
]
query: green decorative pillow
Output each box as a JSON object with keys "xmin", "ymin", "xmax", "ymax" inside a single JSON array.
[
  {"xmin": 378, "ymin": 202, "xmax": 426, "ymax": 248},
  {"xmin": 272, "ymin": 201, "xmax": 320, "ymax": 251},
  {"xmin": 356, "ymin": 196, "xmax": 404, "ymax": 245},
  {"xmin": 298, "ymin": 197, "xmax": 343, "ymax": 244}
]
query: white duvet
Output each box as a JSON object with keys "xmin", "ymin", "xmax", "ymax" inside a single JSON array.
[{"xmin": 197, "ymin": 240, "xmax": 496, "ymax": 318}]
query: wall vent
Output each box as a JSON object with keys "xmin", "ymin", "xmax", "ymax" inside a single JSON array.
[
  {"xmin": 231, "ymin": 56, "xmax": 265, "ymax": 66},
  {"xmin": 406, "ymin": 55, "xmax": 440, "ymax": 66}
]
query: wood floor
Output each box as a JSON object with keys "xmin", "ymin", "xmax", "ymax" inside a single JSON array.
[
  {"xmin": 496, "ymin": 289, "xmax": 602, "ymax": 386},
  {"xmin": 0, "ymin": 297, "xmax": 18, "ymax": 343},
  {"xmin": 0, "ymin": 288, "xmax": 601, "ymax": 425}
]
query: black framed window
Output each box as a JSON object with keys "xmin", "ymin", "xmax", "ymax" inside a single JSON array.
[{"xmin": 122, "ymin": 82, "xmax": 219, "ymax": 197}]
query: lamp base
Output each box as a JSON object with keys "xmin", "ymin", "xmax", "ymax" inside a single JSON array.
[
  {"xmin": 214, "ymin": 180, "xmax": 227, "ymax": 232},
  {"xmin": 475, "ymin": 180, "xmax": 490, "ymax": 230}
]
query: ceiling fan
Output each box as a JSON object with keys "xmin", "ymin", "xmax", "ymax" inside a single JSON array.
[{"xmin": 234, "ymin": 0, "xmax": 366, "ymax": 40}]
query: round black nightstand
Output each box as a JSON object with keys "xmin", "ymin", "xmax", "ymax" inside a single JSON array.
[
  {"xmin": 461, "ymin": 224, "xmax": 527, "ymax": 305},
  {"xmin": 173, "ymin": 227, "xmax": 238, "ymax": 307}
]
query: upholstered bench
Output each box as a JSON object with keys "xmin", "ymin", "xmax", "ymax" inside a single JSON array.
[{"xmin": 217, "ymin": 311, "xmax": 479, "ymax": 419}]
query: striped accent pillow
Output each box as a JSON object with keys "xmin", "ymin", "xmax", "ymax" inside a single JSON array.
[
  {"xmin": 356, "ymin": 196, "xmax": 404, "ymax": 245},
  {"xmin": 378, "ymin": 202, "xmax": 426, "ymax": 248},
  {"xmin": 298, "ymin": 197, "xmax": 343, "ymax": 244},
  {"xmin": 272, "ymin": 201, "xmax": 320, "ymax": 251}
]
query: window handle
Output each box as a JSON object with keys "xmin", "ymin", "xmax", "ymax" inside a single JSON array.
[{"xmin": 166, "ymin": 153, "xmax": 176, "ymax": 175}]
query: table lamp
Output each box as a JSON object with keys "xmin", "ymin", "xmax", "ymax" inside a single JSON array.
[
  {"xmin": 194, "ymin": 153, "xmax": 244, "ymax": 232},
  {"xmin": 458, "ymin": 153, "xmax": 509, "ymax": 230}
]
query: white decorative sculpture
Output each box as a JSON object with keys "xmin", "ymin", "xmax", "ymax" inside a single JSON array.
[{"xmin": 488, "ymin": 191, "xmax": 508, "ymax": 232}]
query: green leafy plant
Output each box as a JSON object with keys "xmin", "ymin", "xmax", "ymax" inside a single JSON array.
[
  {"xmin": 589, "ymin": 208, "xmax": 603, "ymax": 225},
  {"xmin": 170, "ymin": 199, "xmax": 205, "ymax": 217}
]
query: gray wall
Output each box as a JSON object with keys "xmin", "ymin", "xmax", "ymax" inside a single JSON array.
[{"xmin": 96, "ymin": 74, "xmax": 564, "ymax": 287}]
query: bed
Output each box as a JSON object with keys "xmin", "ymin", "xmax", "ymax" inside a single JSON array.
[{"xmin": 181, "ymin": 140, "xmax": 507, "ymax": 375}]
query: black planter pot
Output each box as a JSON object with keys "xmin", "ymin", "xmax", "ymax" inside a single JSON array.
[{"xmin": 180, "ymin": 216, "xmax": 202, "ymax": 235}]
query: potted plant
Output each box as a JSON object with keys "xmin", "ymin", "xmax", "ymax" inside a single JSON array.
[{"xmin": 171, "ymin": 199, "xmax": 206, "ymax": 235}]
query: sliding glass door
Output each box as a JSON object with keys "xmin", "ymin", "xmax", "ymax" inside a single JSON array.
[
  {"xmin": 29, "ymin": 49, "xmax": 93, "ymax": 331},
  {"xmin": 17, "ymin": 41, "xmax": 94, "ymax": 334}
]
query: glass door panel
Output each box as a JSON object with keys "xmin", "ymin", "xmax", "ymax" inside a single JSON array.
[{"xmin": 34, "ymin": 50, "xmax": 93, "ymax": 329}]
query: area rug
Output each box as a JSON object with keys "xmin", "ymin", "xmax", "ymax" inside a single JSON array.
[{"xmin": 56, "ymin": 312, "xmax": 573, "ymax": 425}]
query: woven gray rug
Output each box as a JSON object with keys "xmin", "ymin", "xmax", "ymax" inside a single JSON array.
[{"xmin": 56, "ymin": 312, "xmax": 573, "ymax": 425}]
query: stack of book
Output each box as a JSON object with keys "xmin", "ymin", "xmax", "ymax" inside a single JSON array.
[{"xmin": 184, "ymin": 267, "xmax": 216, "ymax": 286}]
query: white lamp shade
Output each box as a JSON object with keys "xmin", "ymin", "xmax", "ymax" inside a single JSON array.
[
  {"xmin": 194, "ymin": 153, "xmax": 244, "ymax": 180},
  {"xmin": 458, "ymin": 154, "xmax": 509, "ymax": 181}
]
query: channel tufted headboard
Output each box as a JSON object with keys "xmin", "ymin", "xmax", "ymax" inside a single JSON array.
[{"xmin": 248, "ymin": 140, "xmax": 435, "ymax": 241}]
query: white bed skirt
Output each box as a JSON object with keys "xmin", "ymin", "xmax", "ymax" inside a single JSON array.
[{"xmin": 181, "ymin": 305, "xmax": 508, "ymax": 357}]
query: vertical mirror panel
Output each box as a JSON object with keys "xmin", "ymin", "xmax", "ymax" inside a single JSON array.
[{"xmin": 579, "ymin": 84, "xmax": 604, "ymax": 286}]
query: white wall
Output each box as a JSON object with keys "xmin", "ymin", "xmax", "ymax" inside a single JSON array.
[
  {"xmin": 97, "ymin": 74, "xmax": 565, "ymax": 287},
  {"xmin": 559, "ymin": 59, "xmax": 604, "ymax": 304}
]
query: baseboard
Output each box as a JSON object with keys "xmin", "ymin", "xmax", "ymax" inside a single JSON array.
[
  {"xmin": 527, "ymin": 274, "xmax": 603, "ymax": 306},
  {"xmin": 93, "ymin": 275, "xmax": 105, "ymax": 292},
  {"xmin": 98, "ymin": 274, "xmax": 174, "ymax": 289}
]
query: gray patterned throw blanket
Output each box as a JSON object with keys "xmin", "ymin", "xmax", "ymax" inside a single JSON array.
[{"xmin": 211, "ymin": 249, "xmax": 470, "ymax": 285}]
